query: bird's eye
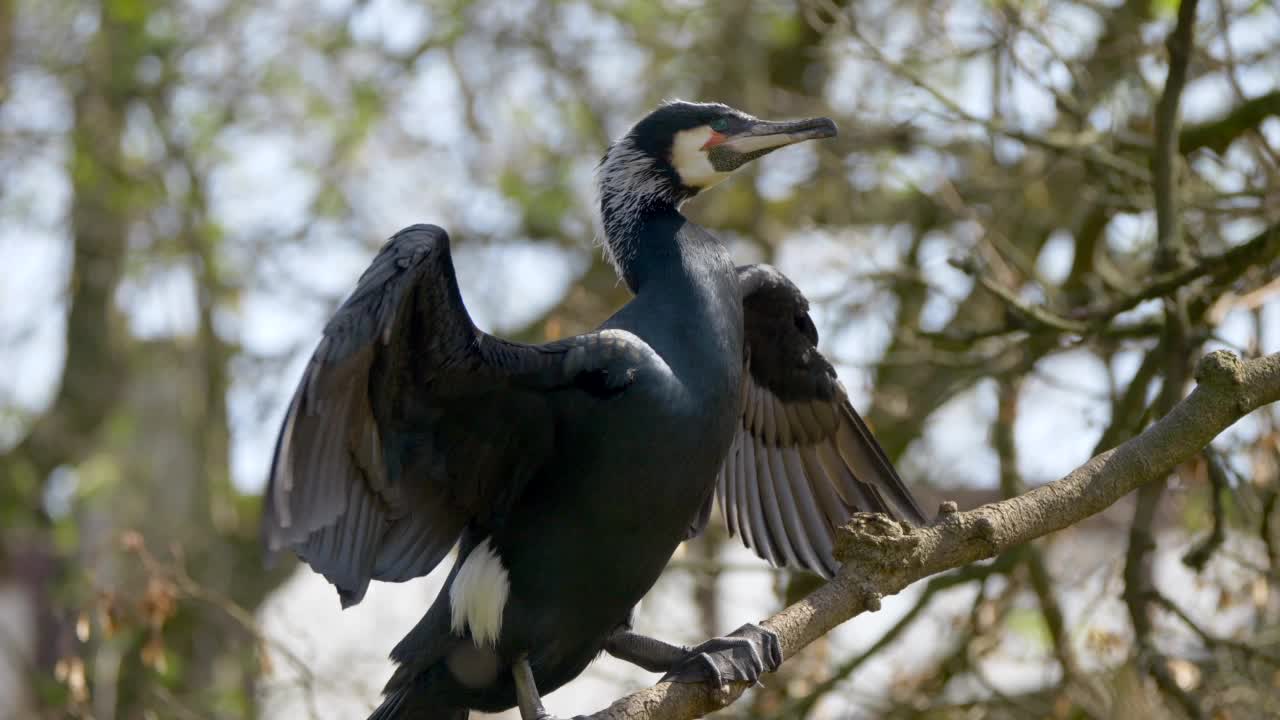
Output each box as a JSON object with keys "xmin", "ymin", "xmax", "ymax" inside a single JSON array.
[{"xmin": 710, "ymin": 118, "xmax": 730, "ymax": 132}]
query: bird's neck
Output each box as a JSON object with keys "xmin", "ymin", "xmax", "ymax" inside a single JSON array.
[
  {"xmin": 596, "ymin": 137, "xmax": 700, "ymax": 292},
  {"xmin": 599, "ymin": 196, "xmax": 689, "ymax": 292}
]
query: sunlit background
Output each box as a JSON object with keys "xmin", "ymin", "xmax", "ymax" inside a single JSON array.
[{"xmin": 2, "ymin": 0, "xmax": 1279, "ymax": 718}]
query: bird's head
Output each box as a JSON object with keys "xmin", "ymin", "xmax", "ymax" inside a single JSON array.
[
  {"xmin": 596, "ymin": 101, "xmax": 836, "ymax": 270},
  {"xmin": 598, "ymin": 100, "xmax": 837, "ymax": 203}
]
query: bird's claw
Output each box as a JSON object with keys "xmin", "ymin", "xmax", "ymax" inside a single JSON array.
[{"xmin": 660, "ymin": 623, "xmax": 782, "ymax": 688}]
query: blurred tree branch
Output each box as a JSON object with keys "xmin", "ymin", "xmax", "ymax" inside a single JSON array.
[
  {"xmin": 0, "ymin": 4, "xmax": 150, "ymax": 692},
  {"xmin": 0, "ymin": 0, "xmax": 145, "ymax": 517},
  {"xmin": 1181, "ymin": 449, "xmax": 1229, "ymax": 571},
  {"xmin": 581, "ymin": 349, "xmax": 1280, "ymax": 719},
  {"xmin": 1124, "ymin": 2, "xmax": 1203, "ymax": 715},
  {"xmin": 840, "ymin": 0, "xmax": 1276, "ymax": 467},
  {"xmin": 1180, "ymin": 90, "xmax": 1280, "ymax": 155}
]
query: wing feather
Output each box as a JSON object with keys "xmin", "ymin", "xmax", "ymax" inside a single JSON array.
[
  {"xmin": 742, "ymin": 372, "xmax": 758, "ymax": 432},
  {"xmin": 768, "ymin": 445, "xmax": 823, "ymax": 571},
  {"xmin": 720, "ymin": 427, "xmax": 740, "ymax": 536},
  {"xmin": 740, "ymin": 435, "xmax": 775, "ymax": 564},
  {"xmin": 798, "ymin": 445, "xmax": 849, "ymax": 533},
  {"xmin": 733, "ymin": 426, "xmax": 753, "ymax": 544},
  {"xmin": 263, "ymin": 224, "xmax": 653, "ymax": 606},
  {"xmin": 714, "ymin": 264, "xmax": 926, "ymax": 578},
  {"xmin": 755, "ymin": 442, "xmax": 798, "ymax": 568},
  {"xmin": 761, "ymin": 383, "xmax": 777, "ymax": 446},
  {"xmin": 781, "ymin": 447, "xmax": 835, "ymax": 571}
]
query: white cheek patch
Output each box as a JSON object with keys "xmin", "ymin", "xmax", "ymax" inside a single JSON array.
[
  {"xmin": 670, "ymin": 126, "xmax": 730, "ymax": 189},
  {"xmin": 449, "ymin": 538, "xmax": 510, "ymax": 648}
]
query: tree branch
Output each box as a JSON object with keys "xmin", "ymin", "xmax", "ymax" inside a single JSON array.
[
  {"xmin": 1182, "ymin": 449, "xmax": 1229, "ymax": 572},
  {"xmin": 1152, "ymin": 0, "xmax": 1199, "ymax": 269},
  {"xmin": 580, "ymin": 349, "xmax": 1280, "ymax": 720},
  {"xmin": 1126, "ymin": 3, "xmax": 1204, "ymax": 713},
  {"xmin": 1180, "ymin": 90, "xmax": 1280, "ymax": 154}
]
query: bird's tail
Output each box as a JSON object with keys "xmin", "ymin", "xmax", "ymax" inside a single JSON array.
[
  {"xmin": 367, "ymin": 678, "xmax": 468, "ymax": 720},
  {"xmin": 369, "ymin": 553, "xmax": 471, "ymax": 720}
]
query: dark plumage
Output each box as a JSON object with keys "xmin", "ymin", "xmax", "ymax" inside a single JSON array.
[{"xmin": 262, "ymin": 100, "xmax": 923, "ymax": 720}]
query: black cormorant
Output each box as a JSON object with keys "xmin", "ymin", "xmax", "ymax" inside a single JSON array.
[{"xmin": 262, "ymin": 100, "xmax": 925, "ymax": 720}]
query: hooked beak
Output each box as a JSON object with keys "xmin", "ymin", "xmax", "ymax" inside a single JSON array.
[{"xmin": 718, "ymin": 116, "xmax": 838, "ymax": 155}]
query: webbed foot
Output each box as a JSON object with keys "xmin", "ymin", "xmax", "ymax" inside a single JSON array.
[{"xmin": 660, "ymin": 623, "xmax": 782, "ymax": 688}]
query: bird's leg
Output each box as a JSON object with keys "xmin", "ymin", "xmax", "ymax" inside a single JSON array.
[
  {"xmin": 660, "ymin": 623, "xmax": 783, "ymax": 689},
  {"xmin": 512, "ymin": 654, "xmax": 556, "ymax": 720},
  {"xmin": 604, "ymin": 630, "xmax": 689, "ymax": 673},
  {"xmin": 512, "ymin": 654, "xmax": 552, "ymax": 720},
  {"xmin": 513, "ymin": 654, "xmax": 589, "ymax": 720}
]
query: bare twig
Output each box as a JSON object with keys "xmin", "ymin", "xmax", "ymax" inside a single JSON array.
[
  {"xmin": 1124, "ymin": 3, "xmax": 1204, "ymax": 716},
  {"xmin": 928, "ymin": 222, "xmax": 1280, "ymax": 348},
  {"xmin": 1152, "ymin": 0, "xmax": 1200, "ymax": 270},
  {"xmin": 1182, "ymin": 449, "xmax": 1229, "ymax": 572},
  {"xmin": 1262, "ymin": 488, "xmax": 1279, "ymax": 580},
  {"xmin": 1125, "ymin": 480, "xmax": 1202, "ymax": 720},
  {"xmin": 1148, "ymin": 592, "xmax": 1280, "ymax": 666}
]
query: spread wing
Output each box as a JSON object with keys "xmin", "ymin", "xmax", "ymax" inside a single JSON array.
[
  {"xmin": 716, "ymin": 264, "xmax": 927, "ymax": 578},
  {"xmin": 262, "ymin": 224, "xmax": 647, "ymax": 606}
]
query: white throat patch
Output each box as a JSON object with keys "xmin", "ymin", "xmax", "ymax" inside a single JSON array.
[
  {"xmin": 670, "ymin": 126, "xmax": 730, "ymax": 190},
  {"xmin": 449, "ymin": 538, "xmax": 510, "ymax": 648}
]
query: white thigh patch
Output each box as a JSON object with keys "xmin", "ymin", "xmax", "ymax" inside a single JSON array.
[{"xmin": 449, "ymin": 538, "xmax": 510, "ymax": 647}]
